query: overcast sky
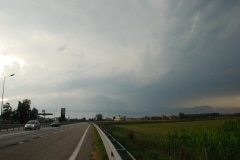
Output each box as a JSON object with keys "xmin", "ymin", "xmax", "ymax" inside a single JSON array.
[{"xmin": 1, "ymin": 0, "xmax": 240, "ymax": 119}]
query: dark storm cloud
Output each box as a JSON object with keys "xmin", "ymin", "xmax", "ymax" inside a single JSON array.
[
  {"xmin": 50, "ymin": 0, "xmax": 240, "ymax": 116},
  {"xmin": 91, "ymin": 0, "xmax": 240, "ymax": 116},
  {"xmin": 148, "ymin": 1, "xmax": 240, "ymax": 102},
  {"xmin": 1, "ymin": 0, "xmax": 240, "ymax": 118}
]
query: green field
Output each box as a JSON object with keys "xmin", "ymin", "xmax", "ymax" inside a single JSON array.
[
  {"xmin": 115, "ymin": 119, "xmax": 227, "ymax": 137},
  {"xmin": 97, "ymin": 118, "xmax": 240, "ymax": 160}
]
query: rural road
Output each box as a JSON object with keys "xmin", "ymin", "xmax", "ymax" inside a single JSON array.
[{"xmin": 0, "ymin": 123, "xmax": 94, "ymax": 160}]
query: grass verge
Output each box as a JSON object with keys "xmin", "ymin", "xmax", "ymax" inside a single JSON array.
[{"xmin": 91, "ymin": 124, "xmax": 108, "ymax": 160}]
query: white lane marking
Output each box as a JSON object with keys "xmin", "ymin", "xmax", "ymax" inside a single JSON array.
[{"xmin": 68, "ymin": 124, "xmax": 90, "ymax": 160}]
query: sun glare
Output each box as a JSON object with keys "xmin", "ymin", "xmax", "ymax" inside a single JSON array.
[{"xmin": 0, "ymin": 54, "xmax": 25, "ymax": 76}]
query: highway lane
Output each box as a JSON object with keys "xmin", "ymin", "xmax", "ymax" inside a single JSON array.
[
  {"xmin": 0, "ymin": 123, "xmax": 80, "ymax": 149},
  {"xmin": 0, "ymin": 123, "xmax": 93, "ymax": 160}
]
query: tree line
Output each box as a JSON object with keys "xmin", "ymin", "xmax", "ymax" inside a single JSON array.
[{"xmin": 1, "ymin": 99, "xmax": 38, "ymax": 124}]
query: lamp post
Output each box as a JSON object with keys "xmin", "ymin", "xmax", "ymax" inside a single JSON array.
[{"xmin": 1, "ymin": 74, "xmax": 15, "ymax": 117}]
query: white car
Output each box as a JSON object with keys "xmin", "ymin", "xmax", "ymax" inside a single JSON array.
[
  {"xmin": 51, "ymin": 121, "xmax": 61, "ymax": 127},
  {"xmin": 24, "ymin": 120, "xmax": 41, "ymax": 130}
]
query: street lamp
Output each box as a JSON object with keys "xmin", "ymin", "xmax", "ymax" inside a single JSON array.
[{"xmin": 1, "ymin": 74, "xmax": 15, "ymax": 117}]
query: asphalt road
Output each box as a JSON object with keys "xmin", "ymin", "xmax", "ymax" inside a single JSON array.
[{"xmin": 0, "ymin": 123, "xmax": 94, "ymax": 160}]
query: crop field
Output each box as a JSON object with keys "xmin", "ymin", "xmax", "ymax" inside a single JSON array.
[{"xmin": 97, "ymin": 118, "xmax": 240, "ymax": 160}]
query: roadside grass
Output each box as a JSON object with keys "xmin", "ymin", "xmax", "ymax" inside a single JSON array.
[
  {"xmin": 91, "ymin": 125, "xmax": 108, "ymax": 160},
  {"xmin": 97, "ymin": 118, "xmax": 240, "ymax": 160}
]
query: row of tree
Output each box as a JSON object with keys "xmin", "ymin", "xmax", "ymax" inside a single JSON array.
[{"xmin": 1, "ymin": 99, "xmax": 38, "ymax": 124}]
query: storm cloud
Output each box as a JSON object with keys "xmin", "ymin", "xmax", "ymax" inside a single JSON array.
[{"xmin": 0, "ymin": 0, "xmax": 240, "ymax": 118}]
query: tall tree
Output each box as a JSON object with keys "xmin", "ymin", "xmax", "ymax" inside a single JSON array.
[
  {"xmin": 95, "ymin": 113, "xmax": 103, "ymax": 121},
  {"xmin": 17, "ymin": 99, "xmax": 31, "ymax": 123},
  {"xmin": 30, "ymin": 107, "xmax": 38, "ymax": 120},
  {"xmin": 2, "ymin": 102, "xmax": 13, "ymax": 123},
  {"xmin": 12, "ymin": 109, "xmax": 18, "ymax": 123}
]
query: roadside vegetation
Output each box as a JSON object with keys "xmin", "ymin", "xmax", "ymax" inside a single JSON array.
[
  {"xmin": 92, "ymin": 125, "xmax": 108, "ymax": 160},
  {"xmin": 1, "ymin": 99, "xmax": 38, "ymax": 124},
  {"xmin": 97, "ymin": 118, "xmax": 240, "ymax": 160}
]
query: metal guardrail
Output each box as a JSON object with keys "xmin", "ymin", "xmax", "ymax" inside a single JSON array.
[
  {"xmin": 0, "ymin": 123, "xmax": 51, "ymax": 132},
  {"xmin": 103, "ymin": 130, "xmax": 136, "ymax": 160},
  {"xmin": 0, "ymin": 124, "xmax": 24, "ymax": 131},
  {"xmin": 94, "ymin": 124, "xmax": 136, "ymax": 160},
  {"xmin": 94, "ymin": 124, "xmax": 121, "ymax": 160}
]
